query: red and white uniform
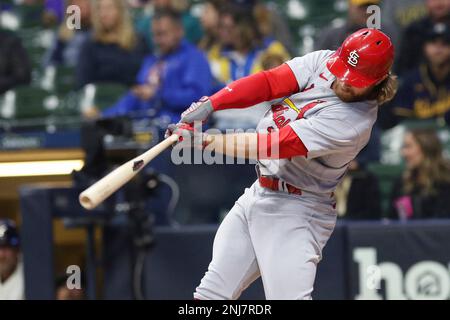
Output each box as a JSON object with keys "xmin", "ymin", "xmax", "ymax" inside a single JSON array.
[
  {"xmin": 194, "ymin": 50, "xmax": 379, "ymax": 300},
  {"xmin": 257, "ymin": 50, "xmax": 378, "ymax": 193}
]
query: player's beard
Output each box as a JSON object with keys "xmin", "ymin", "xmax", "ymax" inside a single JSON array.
[{"xmin": 332, "ymin": 81, "xmax": 373, "ymax": 103}]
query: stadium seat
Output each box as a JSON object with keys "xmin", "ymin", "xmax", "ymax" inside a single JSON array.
[
  {"xmin": 54, "ymin": 66, "xmax": 76, "ymax": 94},
  {"xmin": 14, "ymin": 4, "xmax": 45, "ymax": 29},
  {"xmin": 0, "ymin": 86, "xmax": 59, "ymax": 119},
  {"xmin": 58, "ymin": 91, "xmax": 82, "ymax": 117},
  {"xmin": 79, "ymin": 83, "xmax": 129, "ymax": 112},
  {"xmin": 263, "ymin": 0, "xmax": 346, "ymax": 53},
  {"xmin": 17, "ymin": 27, "xmax": 54, "ymax": 73},
  {"xmin": 367, "ymin": 163, "xmax": 404, "ymax": 216}
]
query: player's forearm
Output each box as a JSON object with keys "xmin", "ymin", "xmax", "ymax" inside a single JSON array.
[
  {"xmin": 204, "ymin": 133, "xmax": 259, "ymax": 160},
  {"xmin": 180, "ymin": 64, "xmax": 299, "ymax": 124},
  {"xmin": 209, "ymin": 64, "xmax": 299, "ymax": 111},
  {"xmin": 203, "ymin": 126, "xmax": 308, "ymax": 160}
]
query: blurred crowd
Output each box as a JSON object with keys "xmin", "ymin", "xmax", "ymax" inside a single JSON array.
[
  {"xmin": 0, "ymin": 0, "xmax": 450, "ymax": 221},
  {"xmin": 1, "ymin": 0, "xmax": 450, "ymax": 301}
]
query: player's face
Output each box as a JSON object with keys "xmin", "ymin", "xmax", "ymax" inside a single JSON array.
[
  {"xmin": 332, "ymin": 79, "xmax": 374, "ymax": 103},
  {"xmin": 401, "ymin": 132, "xmax": 424, "ymax": 169},
  {"xmin": 0, "ymin": 246, "xmax": 19, "ymax": 280}
]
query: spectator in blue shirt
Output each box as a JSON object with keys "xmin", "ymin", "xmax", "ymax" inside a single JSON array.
[
  {"xmin": 101, "ymin": 9, "xmax": 212, "ymax": 123},
  {"xmin": 133, "ymin": 0, "xmax": 203, "ymax": 51}
]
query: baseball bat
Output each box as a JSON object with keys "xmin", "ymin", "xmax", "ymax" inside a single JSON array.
[{"xmin": 79, "ymin": 134, "xmax": 179, "ymax": 210}]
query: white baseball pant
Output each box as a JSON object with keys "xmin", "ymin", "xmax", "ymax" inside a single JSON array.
[{"xmin": 194, "ymin": 181, "xmax": 337, "ymax": 300}]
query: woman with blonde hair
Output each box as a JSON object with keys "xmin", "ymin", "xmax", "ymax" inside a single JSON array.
[
  {"xmin": 389, "ymin": 128, "xmax": 450, "ymax": 219},
  {"xmin": 77, "ymin": 0, "xmax": 147, "ymax": 88}
]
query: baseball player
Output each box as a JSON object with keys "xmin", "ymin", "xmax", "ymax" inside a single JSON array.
[
  {"xmin": 165, "ymin": 28, "xmax": 396, "ymax": 299},
  {"xmin": 0, "ymin": 219, "xmax": 24, "ymax": 300}
]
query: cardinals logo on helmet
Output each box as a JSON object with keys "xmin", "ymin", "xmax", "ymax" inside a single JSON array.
[{"xmin": 347, "ymin": 50, "xmax": 360, "ymax": 67}]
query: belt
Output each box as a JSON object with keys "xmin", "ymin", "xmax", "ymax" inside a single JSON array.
[{"xmin": 258, "ymin": 175, "xmax": 302, "ymax": 195}]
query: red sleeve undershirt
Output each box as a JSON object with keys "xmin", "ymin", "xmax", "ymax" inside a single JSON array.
[
  {"xmin": 257, "ymin": 125, "xmax": 308, "ymax": 159},
  {"xmin": 209, "ymin": 63, "xmax": 300, "ymax": 111}
]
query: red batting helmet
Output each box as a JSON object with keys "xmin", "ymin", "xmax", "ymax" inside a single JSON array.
[{"xmin": 326, "ymin": 28, "xmax": 394, "ymax": 88}]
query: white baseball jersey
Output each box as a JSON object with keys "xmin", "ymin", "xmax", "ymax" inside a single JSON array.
[
  {"xmin": 195, "ymin": 50, "xmax": 380, "ymax": 300},
  {"xmin": 0, "ymin": 260, "xmax": 24, "ymax": 300},
  {"xmin": 256, "ymin": 50, "xmax": 378, "ymax": 193}
]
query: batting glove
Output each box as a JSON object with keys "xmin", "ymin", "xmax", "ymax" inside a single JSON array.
[
  {"xmin": 180, "ymin": 96, "xmax": 214, "ymax": 124},
  {"xmin": 164, "ymin": 123, "xmax": 208, "ymax": 149}
]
